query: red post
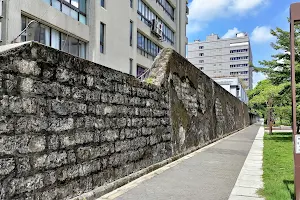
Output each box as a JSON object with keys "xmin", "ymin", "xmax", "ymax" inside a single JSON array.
[{"xmin": 290, "ymin": 3, "xmax": 300, "ymax": 199}]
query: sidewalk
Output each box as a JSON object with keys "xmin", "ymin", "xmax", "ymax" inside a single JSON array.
[
  {"xmin": 98, "ymin": 123, "xmax": 262, "ymax": 200},
  {"xmin": 228, "ymin": 123, "xmax": 264, "ymax": 200}
]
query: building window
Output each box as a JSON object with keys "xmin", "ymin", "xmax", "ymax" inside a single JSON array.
[
  {"xmin": 21, "ymin": 15, "xmax": 86, "ymax": 58},
  {"xmin": 199, "ymin": 53, "xmax": 204, "ymax": 56},
  {"xmin": 230, "ymin": 49, "xmax": 248, "ymax": 53},
  {"xmin": 129, "ymin": 59, "xmax": 133, "ymax": 75},
  {"xmin": 156, "ymin": 0, "xmax": 175, "ymax": 21},
  {"xmin": 199, "ymin": 46, "xmax": 204, "ymax": 49},
  {"xmin": 137, "ymin": 65, "xmax": 147, "ymax": 78},
  {"xmin": 137, "ymin": 32, "xmax": 162, "ymax": 60},
  {"xmin": 200, "ymin": 67, "xmax": 204, "ymax": 70},
  {"xmin": 199, "ymin": 60, "xmax": 204, "ymax": 63},
  {"xmin": 101, "ymin": 0, "xmax": 105, "ymax": 8},
  {"xmin": 130, "ymin": 21, "xmax": 133, "ymax": 46},
  {"xmin": 100, "ymin": 22, "xmax": 105, "ymax": 53},
  {"xmin": 44, "ymin": 0, "xmax": 87, "ymax": 24},
  {"xmin": 230, "ymin": 56, "xmax": 249, "ymax": 60},
  {"xmin": 230, "ymin": 64, "xmax": 248, "ymax": 68},
  {"xmin": 137, "ymin": 0, "xmax": 174, "ymax": 45},
  {"xmin": 130, "ymin": 0, "xmax": 133, "ymax": 8}
]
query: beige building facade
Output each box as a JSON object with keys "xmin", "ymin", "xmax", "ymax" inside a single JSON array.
[{"xmin": 0, "ymin": 0, "xmax": 188, "ymax": 76}]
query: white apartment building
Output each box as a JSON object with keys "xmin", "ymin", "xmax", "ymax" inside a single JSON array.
[
  {"xmin": 187, "ymin": 33, "xmax": 253, "ymax": 89},
  {"xmin": 0, "ymin": 0, "xmax": 188, "ymax": 77},
  {"xmin": 213, "ymin": 77, "xmax": 248, "ymax": 104}
]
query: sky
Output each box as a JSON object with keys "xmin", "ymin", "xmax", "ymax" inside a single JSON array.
[{"xmin": 187, "ymin": 0, "xmax": 296, "ymax": 88}]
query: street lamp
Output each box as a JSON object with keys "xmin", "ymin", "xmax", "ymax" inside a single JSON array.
[{"xmin": 290, "ymin": 3, "xmax": 300, "ymax": 199}]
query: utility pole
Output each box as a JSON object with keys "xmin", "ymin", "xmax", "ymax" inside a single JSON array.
[{"xmin": 290, "ymin": 3, "xmax": 300, "ymax": 199}]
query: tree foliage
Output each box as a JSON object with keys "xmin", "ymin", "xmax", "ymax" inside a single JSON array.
[{"xmin": 249, "ymin": 21, "xmax": 300, "ymax": 125}]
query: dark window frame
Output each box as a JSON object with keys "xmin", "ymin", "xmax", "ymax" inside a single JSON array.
[
  {"xmin": 155, "ymin": 0, "xmax": 175, "ymax": 21},
  {"xmin": 21, "ymin": 15, "xmax": 86, "ymax": 58},
  {"xmin": 100, "ymin": 22, "xmax": 105, "ymax": 53},
  {"xmin": 137, "ymin": 32, "xmax": 162, "ymax": 60},
  {"xmin": 101, "ymin": 0, "xmax": 105, "ymax": 8},
  {"xmin": 137, "ymin": 0, "xmax": 174, "ymax": 45},
  {"xmin": 130, "ymin": 20, "xmax": 133, "ymax": 46},
  {"xmin": 130, "ymin": 0, "xmax": 133, "ymax": 8},
  {"xmin": 47, "ymin": 0, "xmax": 87, "ymax": 23}
]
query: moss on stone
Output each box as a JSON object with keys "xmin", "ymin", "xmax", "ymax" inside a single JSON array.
[{"xmin": 171, "ymin": 99, "xmax": 189, "ymax": 134}]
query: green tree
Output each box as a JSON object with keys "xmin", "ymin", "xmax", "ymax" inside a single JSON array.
[{"xmin": 249, "ymin": 21, "xmax": 300, "ymax": 128}]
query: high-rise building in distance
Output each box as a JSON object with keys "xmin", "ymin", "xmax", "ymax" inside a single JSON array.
[
  {"xmin": 187, "ymin": 33, "xmax": 253, "ymax": 89},
  {"xmin": 0, "ymin": 0, "xmax": 188, "ymax": 77}
]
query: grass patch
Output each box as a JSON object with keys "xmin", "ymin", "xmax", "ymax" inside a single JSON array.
[{"xmin": 260, "ymin": 132, "xmax": 294, "ymax": 200}]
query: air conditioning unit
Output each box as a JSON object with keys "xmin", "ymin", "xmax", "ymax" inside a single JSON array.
[{"xmin": 151, "ymin": 19, "xmax": 162, "ymax": 38}]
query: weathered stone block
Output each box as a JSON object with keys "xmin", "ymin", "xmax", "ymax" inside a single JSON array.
[
  {"xmin": 79, "ymin": 160, "xmax": 101, "ymax": 177},
  {"xmin": 47, "ymin": 118, "xmax": 73, "ymax": 132},
  {"xmin": 101, "ymin": 129, "xmax": 118, "ymax": 142},
  {"xmin": 0, "ymin": 95, "xmax": 9, "ymax": 115},
  {"xmin": 33, "ymin": 151, "xmax": 68, "ymax": 170},
  {"xmin": 76, "ymin": 144, "xmax": 110, "ymax": 161},
  {"xmin": 48, "ymin": 134, "xmax": 59, "ymax": 150},
  {"xmin": 101, "ymin": 93, "xmax": 109, "ymax": 103},
  {"xmin": 44, "ymin": 170, "xmax": 57, "ymax": 186},
  {"xmin": 131, "ymin": 118, "xmax": 144, "ymax": 128},
  {"xmin": 125, "ymin": 128, "xmax": 138, "ymax": 139},
  {"xmin": 72, "ymin": 87, "xmax": 88, "ymax": 100},
  {"xmin": 86, "ymin": 90, "xmax": 101, "ymax": 102},
  {"xmin": 22, "ymin": 98, "xmax": 38, "ymax": 114},
  {"xmin": 51, "ymin": 100, "xmax": 69, "ymax": 116},
  {"xmin": 57, "ymin": 164, "xmax": 81, "ymax": 181},
  {"xmin": 115, "ymin": 140, "xmax": 131, "ymax": 152},
  {"xmin": 56, "ymin": 67, "xmax": 71, "ymax": 83},
  {"xmin": 48, "ymin": 83, "xmax": 71, "ymax": 98},
  {"xmin": 16, "ymin": 156, "xmax": 31, "ymax": 175},
  {"xmin": 59, "ymin": 133, "xmax": 76, "ymax": 149},
  {"xmin": 20, "ymin": 77, "xmax": 33, "ymax": 93},
  {"xmin": 9, "ymin": 96, "xmax": 23, "ymax": 114},
  {"xmin": 0, "ymin": 135, "xmax": 46, "ymax": 155},
  {"xmin": 15, "ymin": 116, "xmax": 48, "ymax": 133},
  {"xmin": 16, "ymin": 60, "xmax": 41, "ymax": 76},
  {"xmin": 8, "ymin": 174, "xmax": 44, "ymax": 196},
  {"xmin": 67, "ymin": 150, "xmax": 77, "ymax": 164},
  {"xmin": 0, "ymin": 158, "xmax": 15, "ymax": 175},
  {"xmin": 75, "ymin": 131, "xmax": 94, "ymax": 144},
  {"xmin": 84, "ymin": 116, "xmax": 96, "ymax": 128},
  {"xmin": 149, "ymin": 135, "xmax": 159, "ymax": 146},
  {"xmin": 131, "ymin": 137, "xmax": 147, "ymax": 150},
  {"xmin": 141, "ymin": 127, "xmax": 152, "ymax": 136},
  {"xmin": 5, "ymin": 74, "xmax": 18, "ymax": 93},
  {"xmin": 35, "ymin": 188, "xmax": 58, "ymax": 200}
]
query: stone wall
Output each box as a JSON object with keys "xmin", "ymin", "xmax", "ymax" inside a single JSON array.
[
  {"xmin": 0, "ymin": 42, "xmax": 250, "ymax": 200},
  {"xmin": 148, "ymin": 48, "xmax": 250, "ymax": 154}
]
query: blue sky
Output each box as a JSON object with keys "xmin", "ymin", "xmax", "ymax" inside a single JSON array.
[{"xmin": 187, "ymin": 0, "xmax": 295, "ymax": 87}]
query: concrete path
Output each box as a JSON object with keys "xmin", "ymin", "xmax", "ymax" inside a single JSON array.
[
  {"xmin": 228, "ymin": 123, "xmax": 264, "ymax": 200},
  {"xmin": 99, "ymin": 123, "xmax": 262, "ymax": 200}
]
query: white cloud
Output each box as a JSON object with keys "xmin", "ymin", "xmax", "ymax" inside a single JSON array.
[
  {"xmin": 230, "ymin": 0, "xmax": 267, "ymax": 13},
  {"xmin": 188, "ymin": 0, "xmax": 266, "ymax": 33},
  {"xmin": 251, "ymin": 26, "xmax": 274, "ymax": 43},
  {"xmin": 222, "ymin": 27, "xmax": 240, "ymax": 39}
]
